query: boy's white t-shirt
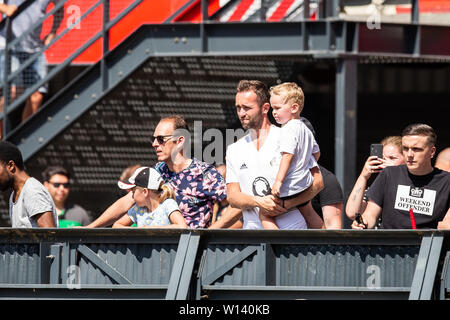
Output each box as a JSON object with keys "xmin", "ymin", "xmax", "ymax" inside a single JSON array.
[
  {"xmin": 278, "ymin": 119, "xmax": 317, "ymax": 197},
  {"xmin": 226, "ymin": 125, "xmax": 316, "ymax": 230}
]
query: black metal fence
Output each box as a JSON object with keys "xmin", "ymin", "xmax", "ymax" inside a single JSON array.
[{"xmin": 1, "ymin": 228, "xmax": 449, "ymax": 300}]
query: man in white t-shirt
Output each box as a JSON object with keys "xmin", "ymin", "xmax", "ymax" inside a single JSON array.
[
  {"xmin": 0, "ymin": 141, "xmax": 57, "ymax": 228},
  {"xmin": 225, "ymin": 80, "xmax": 324, "ymax": 230}
]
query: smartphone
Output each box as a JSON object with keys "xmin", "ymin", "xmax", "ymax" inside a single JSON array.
[{"xmin": 370, "ymin": 143, "xmax": 383, "ymax": 159}]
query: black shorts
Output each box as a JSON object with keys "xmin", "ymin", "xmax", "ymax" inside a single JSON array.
[{"xmin": 280, "ymin": 192, "xmax": 310, "ymax": 208}]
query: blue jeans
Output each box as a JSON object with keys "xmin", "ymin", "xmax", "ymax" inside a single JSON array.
[
  {"xmin": 15, "ymin": 51, "xmax": 48, "ymax": 94},
  {"xmin": 0, "ymin": 49, "xmax": 22, "ymax": 87}
]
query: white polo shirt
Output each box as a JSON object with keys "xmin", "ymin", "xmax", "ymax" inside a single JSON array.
[{"xmin": 226, "ymin": 125, "xmax": 314, "ymax": 230}]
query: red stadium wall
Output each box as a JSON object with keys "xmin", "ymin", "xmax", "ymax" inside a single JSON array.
[
  {"xmin": 6, "ymin": 0, "xmax": 450, "ymax": 65},
  {"xmin": 44, "ymin": 0, "xmax": 192, "ymax": 65}
]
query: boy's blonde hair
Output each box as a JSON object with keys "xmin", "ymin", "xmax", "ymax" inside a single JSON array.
[{"xmin": 270, "ymin": 82, "xmax": 305, "ymax": 114}]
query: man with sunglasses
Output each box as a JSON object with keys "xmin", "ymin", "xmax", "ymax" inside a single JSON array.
[
  {"xmin": 0, "ymin": 141, "xmax": 57, "ymax": 227},
  {"xmin": 42, "ymin": 166, "xmax": 91, "ymax": 228},
  {"xmin": 85, "ymin": 115, "xmax": 240, "ymax": 229}
]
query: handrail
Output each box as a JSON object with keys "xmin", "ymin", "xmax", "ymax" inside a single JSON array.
[
  {"xmin": 1, "ymin": 0, "xmax": 144, "ymax": 139},
  {"xmin": 0, "ymin": 228, "xmax": 448, "ymax": 300}
]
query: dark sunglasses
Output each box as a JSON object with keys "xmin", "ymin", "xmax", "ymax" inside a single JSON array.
[
  {"xmin": 153, "ymin": 135, "xmax": 174, "ymax": 144},
  {"xmin": 49, "ymin": 182, "xmax": 70, "ymax": 189}
]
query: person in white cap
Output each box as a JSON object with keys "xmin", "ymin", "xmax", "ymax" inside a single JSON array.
[
  {"xmin": 112, "ymin": 167, "xmax": 187, "ymax": 228},
  {"xmin": 84, "ymin": 115, "xmax": 240, "ymax": 229}
]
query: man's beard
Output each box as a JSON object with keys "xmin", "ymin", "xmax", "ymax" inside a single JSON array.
[
  {"xmin": 240, "ymin": 114, "xmax": 263, "ymax": 131},
  {"xmin": 0, "ymin": 178, "xmax": 13, "ymax": 192}
]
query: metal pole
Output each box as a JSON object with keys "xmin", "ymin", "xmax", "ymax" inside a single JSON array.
[
  {"xmin": 303, "ymin": 0, "xmax": 310, "ymax": 20},
  {"xmin": 201, "ymin": 0, "xmax": 208, "ymax": 21},
  {"xmin": 411, "ymin": 0, "xmax": 419, "ymax": 24},
  {"xmin": 101, "ymin": 0, "xmax": 110, "ymax": 91},
  {"xmin": 260, "ymin": 0, "xmax": 267, "ymax": 21},
  {"xmin": 327, "ymin": 0, "xmax": 341, "ymax": 19},
  {"xmin": 200, "ymin": 0, "xmax": 208, "ymax": 52},
  {"xmin": 335, "ymin": 58, "xmax": 357, "ymax": 225},
  {"xmin": 2, "ymin": 17, "xmax": 12, "ymax": 139},
  {"xmin": 317, "ymin": 0, "xmax": 325, "ymax": 19}
]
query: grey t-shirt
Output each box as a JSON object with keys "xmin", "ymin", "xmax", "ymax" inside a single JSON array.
[
  {"xmin": 9, "ymin": 177, "xmax": 58, "ymax": 228},
  {"xmin": 61, "ymin": 203, "xmax": 92, "ymax": 226},
  {"xmin": 2, "ymin": 0, "xmax": 60, "ymax": 53}
]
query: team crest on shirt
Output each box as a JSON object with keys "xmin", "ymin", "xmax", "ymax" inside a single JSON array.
[{"xmin": 252, "ymin": 177, "xmax": 271, "ymax": 196}]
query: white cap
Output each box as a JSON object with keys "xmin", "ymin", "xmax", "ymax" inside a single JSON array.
[{"xmin": 117, "ymin": 167, "xmax": 163, "ymax": 190}]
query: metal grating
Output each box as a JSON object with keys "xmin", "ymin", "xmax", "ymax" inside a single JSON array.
[
  {"xmin": 0, "ymin": 244, "xmax": 40, "ymax": 284},
  {"xmin": 201, "ymin": 243, "xmax": 419, "ymax": 288},
  {"xmin": 276, "ymin": 245, "xmax": 418, "ymax": 287},
  {"xmin": 79, "ymin": 243, "xmax": 178, "ymax": 285},
  {"xmin": 202, "ymin": 245, "xmax": 263, "ymax": 286}
]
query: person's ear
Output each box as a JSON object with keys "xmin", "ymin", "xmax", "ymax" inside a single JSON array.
[
  {"xmin": 6, "ymin": 160, "xmax": 16, "ymax": 174},
  {"xmin": 291, "ymin": 103, "xmax": 299, "ymax": 114},
  {"xmin": 261, "ymin": 102, "xmax": 270, "ymax": 115},
  {"xmin": 430, "ymin": 146, "xmax": 436, "ymax": 159}
]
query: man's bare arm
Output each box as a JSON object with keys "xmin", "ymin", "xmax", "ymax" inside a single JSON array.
[
  {"xmin": 322, "ymin": 203, "xmax": 343, "ymax": 229},
  {"xmin": 351, "ymin": 200, "xmax": 382, "ymax": 229},
  {"xmin": 85, "ymin": 192, "xmax": 135, "ymax": 228},
  {"xmin": 35, "ymin": 211, "xmax": 56, "ymax": 228},
  {"xmin": 437, "ymin": 207, "xmax": 450, "ymax": 230},
  {"xmin": 226, "ymin": 182, "xmax": 286, "ymax": 215},
  {"xmin": 209, "ymin": 205, "xmax": 243, "ymax": 229}
]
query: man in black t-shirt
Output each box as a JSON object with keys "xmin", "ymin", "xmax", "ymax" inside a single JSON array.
[
  {"xmin": 311, "ymin": 165, "xmax": 343, "ymax": 229},
  {"xmin": 352, "ymin": 124, "xmax": 450, "ymax": 229},
  {"xmin": 300, "ymin": 117, "xmax": 343, "ymax": 229}
]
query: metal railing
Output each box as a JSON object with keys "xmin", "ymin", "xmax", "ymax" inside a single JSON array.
[
  {"xmin": 0, "ymin": 0, "xmax": 144, "ymax": 139},
  {"xmin": 1, "ymin": 228, "xmax": 449, "ymax": 300}
]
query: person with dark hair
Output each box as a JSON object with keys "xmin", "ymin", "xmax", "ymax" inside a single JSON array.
[
  {"xmin": 352, "ymin": 124, "xmax": 450, "ymax": 230},
  {"xmin": 116, "ymin": 163, "xmax": 143, "ymax": 199},
  {"xmin": 299, "ymin": 117, "xmax": 343, "ymax": 229},
  {"xmin": 42, "ymin": 165, "xmax": 91, "ymax": 228},
  {"xmin": 0, "ymin": 141, "xmax": 57, "ymax": 227},
  {"xmin": 84, "ymin": 115, "xmax": 239, "ymax": 229},
  {"xmin": 225, "ymin": 80, "xmax": 324, "ymax": 230}
]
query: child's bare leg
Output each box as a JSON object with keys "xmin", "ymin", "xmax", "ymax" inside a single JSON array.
[
  {"xmin": 259, "ymin": 209, "xmax": 279, "ymax": 229},
  {"xmin": 298, "ymin": 201, "xmax": 324, "ymax": 229}
]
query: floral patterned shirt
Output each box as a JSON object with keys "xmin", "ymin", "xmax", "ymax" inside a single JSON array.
[{"xmin": 154, "ymin": 158, "xmax": 227, "ymax": 228}]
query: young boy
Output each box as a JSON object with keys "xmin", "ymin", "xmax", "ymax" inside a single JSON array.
[{"xmin": 259, "ymin": 82, "xmax": 320, "ymax": 229}]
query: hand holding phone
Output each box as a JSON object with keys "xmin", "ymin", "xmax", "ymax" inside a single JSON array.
[
  {"xmin": 370, "ymin": 143, "xmax": 383, "ymax": 159},
  {"xmin": 353, "ymin": 213, "xmax": 367, "ymax": 229}
]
